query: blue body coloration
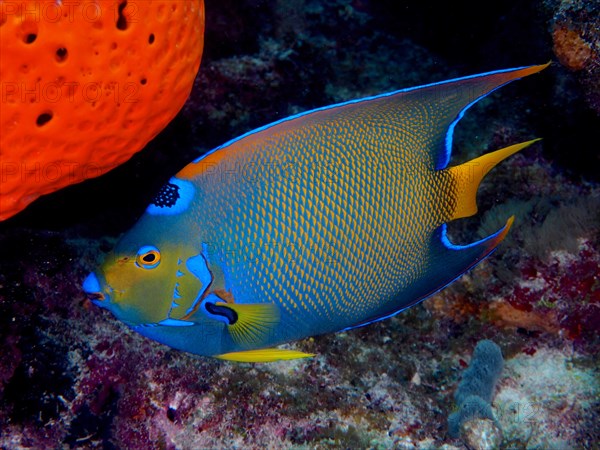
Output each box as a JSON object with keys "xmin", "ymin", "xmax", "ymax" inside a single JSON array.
[{"xmin": 83, "ymin": 64, "xmax": 547, "ymax": 362}]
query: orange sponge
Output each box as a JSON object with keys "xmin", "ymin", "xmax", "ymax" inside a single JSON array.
[
  {"xmin": 552, "ymin": 26, "xmax": 595, "ymax": 71},
  {"xmin": 0, "ymin": 0, "xmax": 204, "ymax": 220}
]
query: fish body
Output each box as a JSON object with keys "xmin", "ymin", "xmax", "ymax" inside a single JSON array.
[{"xmin": 83, "ymin": 63, "xmax": 548, "ymax": 362}]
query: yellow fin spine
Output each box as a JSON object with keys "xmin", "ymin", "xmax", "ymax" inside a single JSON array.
[{"xmin": 447, "ymin": 139, "xmax": 541, "ymax": 220}]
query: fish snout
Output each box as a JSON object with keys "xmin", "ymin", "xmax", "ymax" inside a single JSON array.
[{"xmin": 83, "ymin": 272, "xmax": 107, "ymax": 305}]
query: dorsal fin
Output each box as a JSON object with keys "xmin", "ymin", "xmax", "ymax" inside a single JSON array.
[
  {"xmin": 177, "ymin": 64, "xmax": 550, "ymax": 180},
  {"xmin": 354, "ymin": 63, "xmax": 550, "ymax": 170}
]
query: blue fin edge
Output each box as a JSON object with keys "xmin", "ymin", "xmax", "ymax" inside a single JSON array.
[{"xmin": 343, "ymin": 219, "xmax": 511, "ymax": 331}]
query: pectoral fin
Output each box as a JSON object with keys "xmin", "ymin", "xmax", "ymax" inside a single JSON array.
[
  {"xmin": 215, "ymin": 348, "xmax": 315, "ymax": 362},
  {"xmin": 220, "ymin": 302, "xmax": 280, "ymax": 346},
  {"xmin": 201, "ymin": 298, "xmax": 281, "ymax": 346}
]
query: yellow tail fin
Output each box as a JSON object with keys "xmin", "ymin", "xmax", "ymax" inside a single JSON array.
[{"xmin": 447, "ymin": 139, "xmax": 541, "ymax": 220}]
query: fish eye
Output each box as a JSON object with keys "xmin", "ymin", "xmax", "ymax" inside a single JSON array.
[{"xmin": 135, "ymin": 245, "xmax": 161, "ymax": 269}]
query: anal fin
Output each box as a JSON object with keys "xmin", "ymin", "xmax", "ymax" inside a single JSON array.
[
  {"xmin": 345, "ymin": 217, "xmax": 514, "ymax": 331},
  {"xmin": 425, "ymin": 216, "xmax": 514, "ymax": 297}
]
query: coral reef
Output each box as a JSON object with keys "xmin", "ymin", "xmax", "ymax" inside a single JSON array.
[
  {"xmin": 547, "ymin": 0, "xmax": 600, "ymax": 113},
  {"xmin": 460, "ymin": 419, "xmax": 503, "ymax": 450},
  {"xmin": 552, "ymin": 27, "xmax": 596, "ymax": 71},
  {"xmin": 495, "ymin": 347, "xmax": 599, "ymax": 447},
  {"xmin": 0, "ymin": 0, "xmax": 205, "ymax": 220},
  {"xmin": 0, "ymin": 0, "xmax": 599, "ymax": 448},
  {"xmin": 540, "ymin": 0, "xmax": 600, "ymax": 180}
]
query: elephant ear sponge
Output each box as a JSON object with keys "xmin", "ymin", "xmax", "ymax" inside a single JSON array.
[{"xmin": 0, "ymin": 0, "xmax": 205, "ymax": 220}]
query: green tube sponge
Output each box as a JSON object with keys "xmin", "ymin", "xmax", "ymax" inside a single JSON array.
[{"xmin": 447, "ymin": 340, "xmax": 504, "ymax": 438}]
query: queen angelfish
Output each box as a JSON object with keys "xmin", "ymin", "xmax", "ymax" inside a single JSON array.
[{"xmin": 83, "ymin": 63, "xmax": 549, "ymax": 362}]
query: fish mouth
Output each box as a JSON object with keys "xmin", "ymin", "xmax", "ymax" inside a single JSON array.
[{"xmin": 82, "ymin": 272, "xmax": 108, "ymax": 305}]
